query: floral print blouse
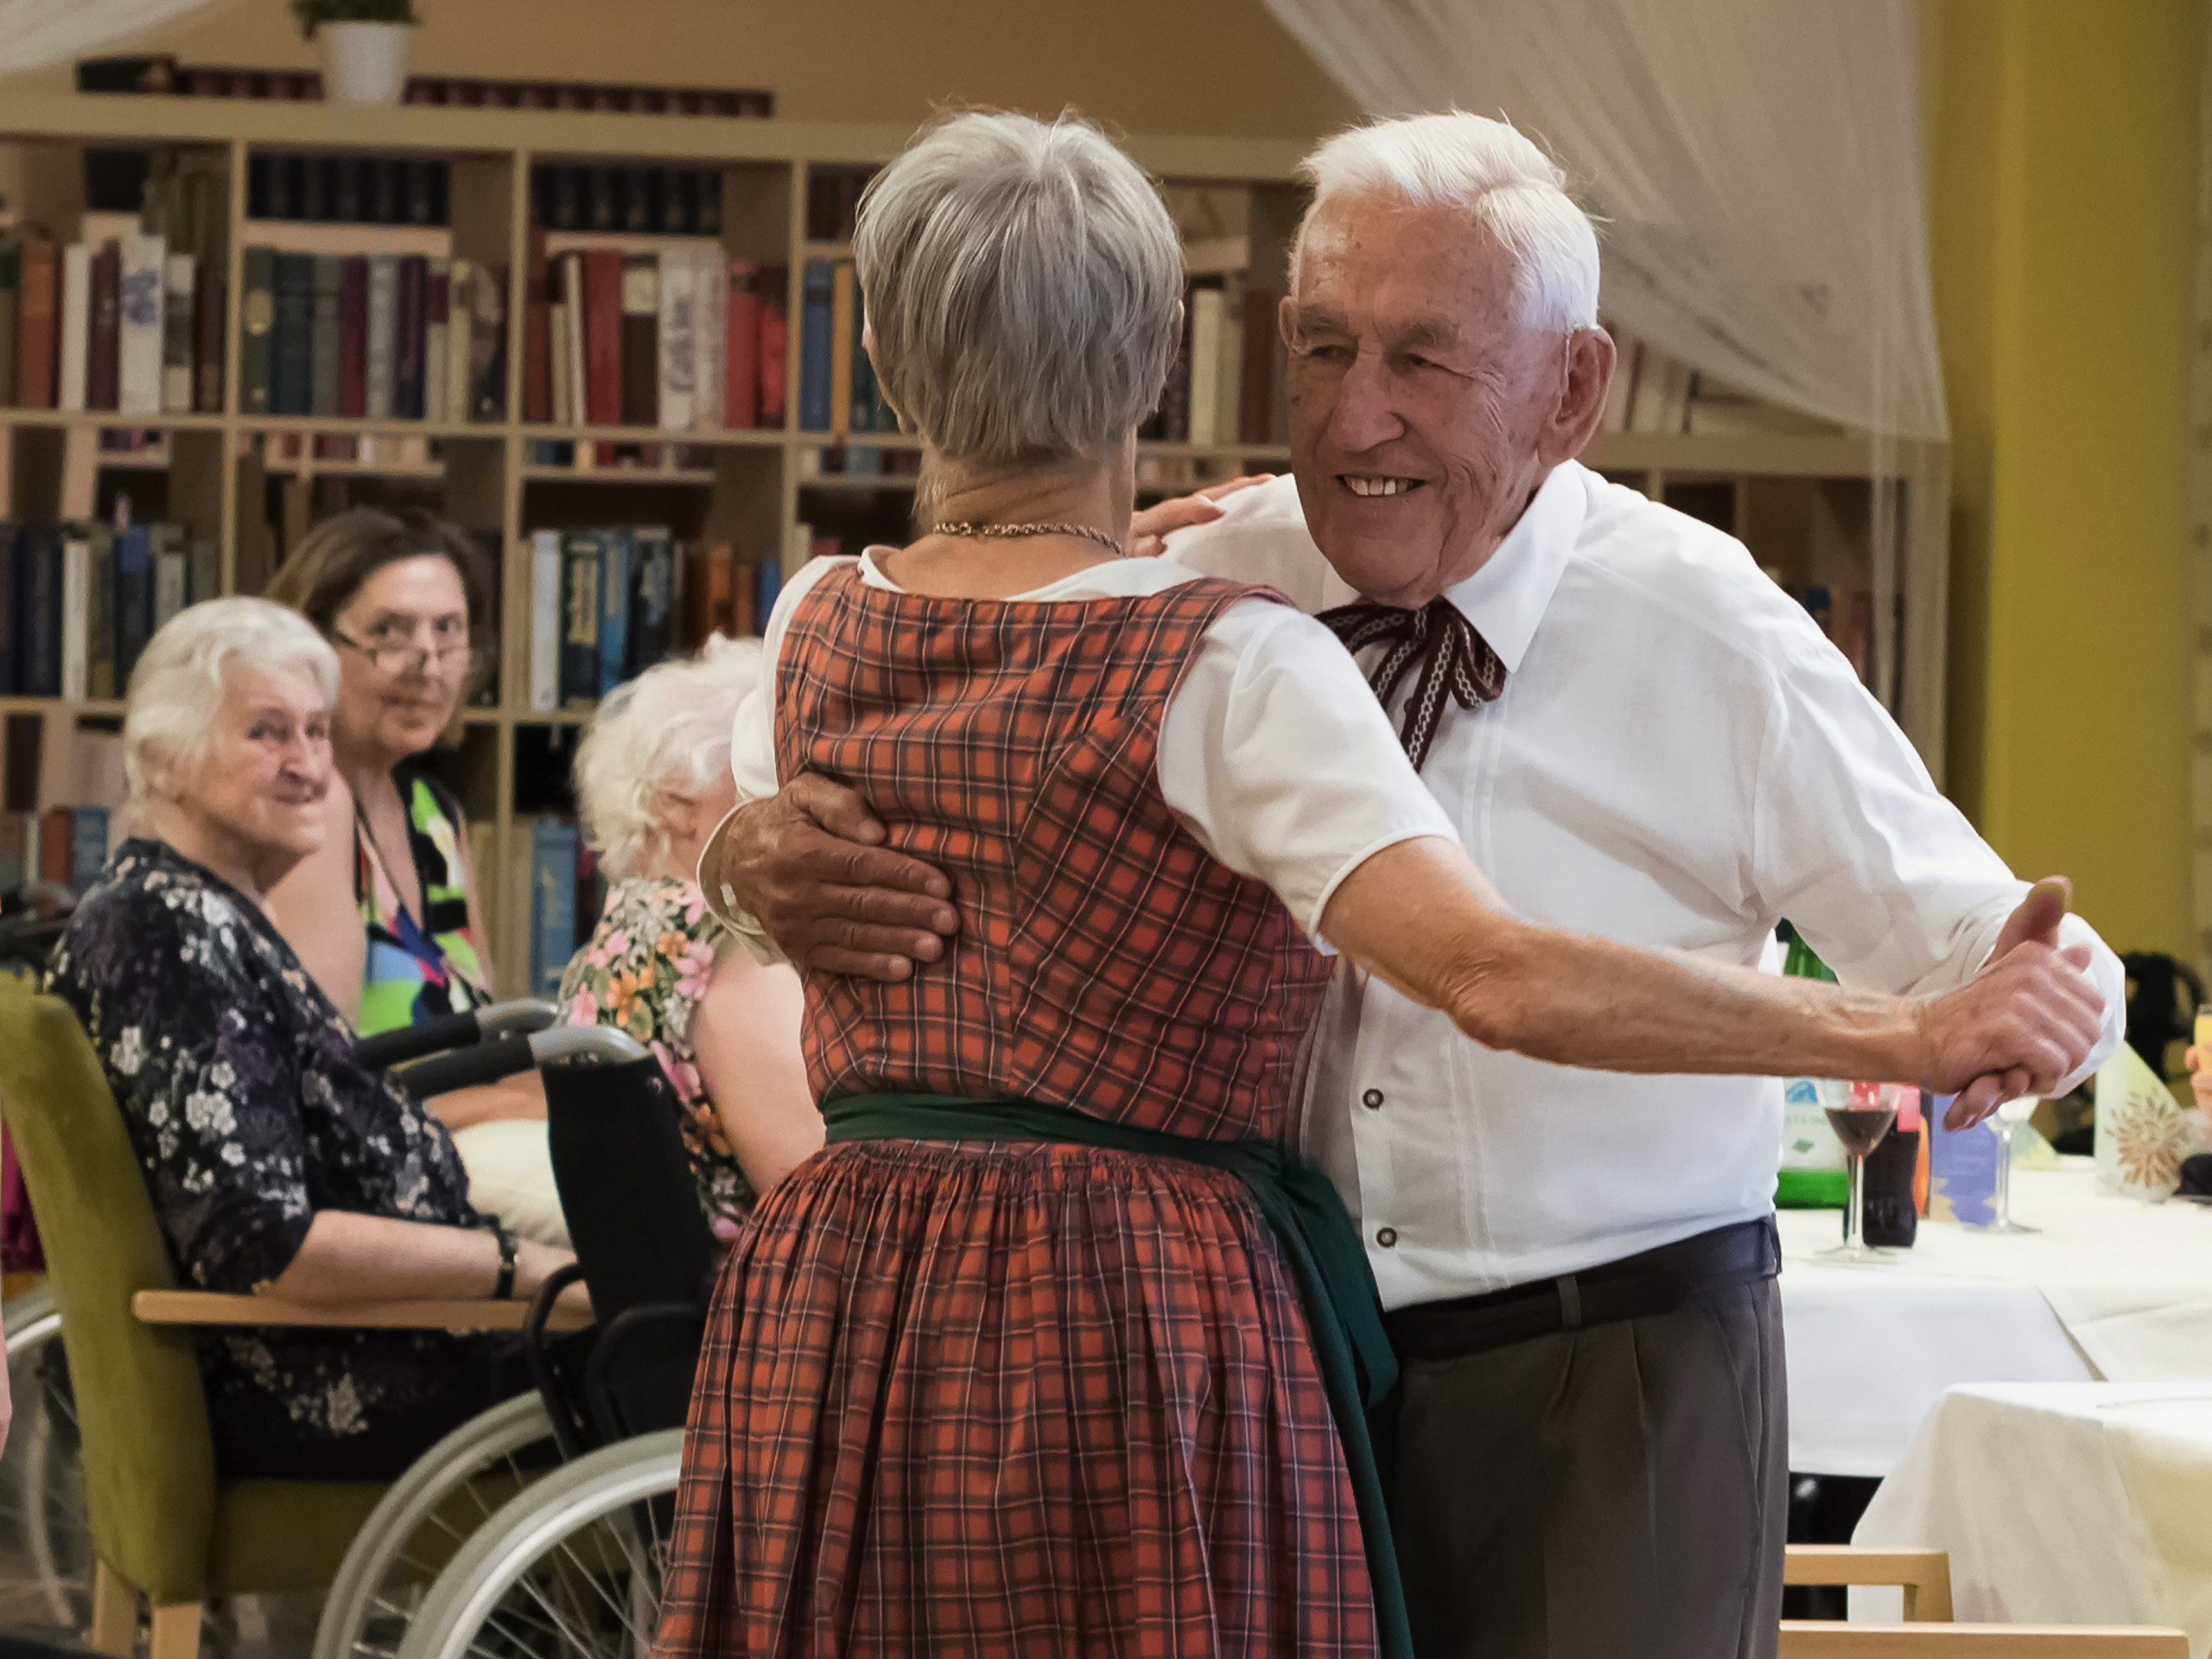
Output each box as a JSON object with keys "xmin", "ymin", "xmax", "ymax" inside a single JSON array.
[
  {"xmin": 46, "ymin": 838, "xmax": 516, "ymax": 1478},
  {"xmin": 559, "ymin": 877, "xmax": 755, "ymax": 1224}
]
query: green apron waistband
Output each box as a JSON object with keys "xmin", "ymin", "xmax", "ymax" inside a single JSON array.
[{"xmin": 822, "ymin": 1091, "xmax": 1414, "ymax": 1659}]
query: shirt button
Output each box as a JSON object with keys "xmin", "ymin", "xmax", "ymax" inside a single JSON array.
[
  {"xmin": 1376, "ymin": 1227, "xmax": 1398, "ymax": 1249},
  {"xmin": 1362, "ymin": 1088, "xmax": 1384, "ymax": 1110}
]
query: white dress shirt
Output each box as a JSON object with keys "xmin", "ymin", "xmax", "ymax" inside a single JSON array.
[
  {"xmin": 1166, "ymin": 463, "xmax": 2126, "ymax": 1309},
  {"xmin": 724, "ymin": 548, "xmax": 1459, "ymax": 936}
]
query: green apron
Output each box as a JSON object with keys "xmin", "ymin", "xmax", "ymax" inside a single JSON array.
[{"xmin": 822, "ymin": 1092, "xmax": 1414, "ymax": 1659}]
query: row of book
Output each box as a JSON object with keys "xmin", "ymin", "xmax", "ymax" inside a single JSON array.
[
  {"xmin": 3, "ymin": 232, "xmax": 226, "ymax": 416},
  {"xmin": 79, "ymin": 55, "xmax": 776, "ymax": 118},
  {"xmin": 251, "ymin": 153, "xmax": 450, "ymax": 226},
  {"xmin": 524, "ymin": 527, "xmax": 786, "ymax": 712},
  {"xmin": 1144, "ymin": 276, "xmax": 1286, "ymax": 448},
  {"xmin": 1600, "ymin": 321, "xmax": 1839, "ymax": 439},
  {"xmin": 0, "ymin": 518, "xmax": 214, "ymax": 700},
  {"xmin": 467, "ymin": 814, "xmax": 604, "ymax": 1002},
  {"xmin": 525, "ymin": 245, "xmax": 786, "ymax": 433},
  {"xmin": 241, "ymin": 246, "xmax": 509, "ymax": 423},
  {"xmin": 798, "ymin": 258, "xmax": 894, "ymax": 436},
  {"xmin": 531, "ymin": 165, "xmax": 727, "ymax": 238},
  {"xmin": 0, "ymin": 805, "xmax": 115, "ymax": 903}
]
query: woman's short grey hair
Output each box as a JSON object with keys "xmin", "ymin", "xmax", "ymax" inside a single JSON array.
[
  {"xmin": 1300, "ymin": 112, "xmax": 1600, "ymax": 333},
  {"xmin": 854, "ymin": 110, "xmax": 1185, "ymax": 464},
  {"xmin": 573, "ymin": 635, "xmax": 763, "ymax": 882},
  {"xmin": 123, "ymin": 597, "xmax": 340, "ymax": 805}
]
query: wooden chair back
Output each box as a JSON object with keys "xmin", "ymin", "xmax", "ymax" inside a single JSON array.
[
  {"xmin": 1785, "ymin": 1545, "xmax": 1955, "ymax": 1622},
  {"xmin": 1780, "ymin": 1622, "xmax": 2191, "ymax": 1656}
]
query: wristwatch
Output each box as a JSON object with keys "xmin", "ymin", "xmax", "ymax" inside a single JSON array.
[{"xmin": 490, "ymin": 1221, "xmax": 518, "ymax": 1301}]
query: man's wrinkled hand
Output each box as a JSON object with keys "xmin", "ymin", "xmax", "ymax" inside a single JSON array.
[
  {"xmin": 703, "ymin": 774, "xmax": 957, "ymax": 982},
  {"xmin": 1128, "ymin": 474, "xmax": 1276, "ymax": 558}
]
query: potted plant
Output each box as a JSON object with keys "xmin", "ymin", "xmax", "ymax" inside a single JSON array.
[{"xmin": 293, "ymin": 0, "xmax": 419, "ymax": 107}]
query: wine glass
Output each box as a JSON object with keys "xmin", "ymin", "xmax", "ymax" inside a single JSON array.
[
  {"xmin": 1976, "ymin": 1096, "xmax": 2041, "ymax": 1234},
  {"xmin": 1816, "ymin": 1098, "xmax": 1900, "ymax": 1264}
]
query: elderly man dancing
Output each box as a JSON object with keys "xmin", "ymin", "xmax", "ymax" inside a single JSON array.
[{"xmin": 691, "ymin": 110, "xmax": 2113, "ymax": 1659}]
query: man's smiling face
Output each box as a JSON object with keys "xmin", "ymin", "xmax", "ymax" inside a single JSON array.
[{"xmin": 1281, "ymin": 194, "xmax": 1573, "ymax": 608}]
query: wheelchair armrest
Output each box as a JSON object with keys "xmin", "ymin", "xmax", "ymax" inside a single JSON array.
[{"xmin": 131, "ymin": 1289, "xmax": 594, "ymax": 1333}]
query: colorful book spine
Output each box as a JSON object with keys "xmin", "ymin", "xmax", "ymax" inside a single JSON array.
[
  {"xmin": 111, "ymin": 524, "xmax": 153, "ymax": 690},
  {"xmin": 757, "ymin": 264, "xmax": 788, "ymax": 428},
  {"xmin": 652, "ymin": 251, "xmax": 691, "ymax": 431},
  {"xmin": 523, "ymin": 229, "xmax": 551, "ymax": 425},
  {"xmin": 0, "ymin": 237, "xmax": 20, "ymax": 409},
  {"xmin": 582, "ymin": 248, "xmax": 625, "ymax": 427},
  {"xmin": 118, "ymin": 232, "xmax": 166, "ymax": 416},
  {"xmin": 423, "ymin": 259, "xmax": 450, "ymax": 424},
  {"xmin": 598, "ymin": 529, "xmax": 632, "ymax": 696},
  {"xmin": 59, "ymin": 531, "xmax": 89, "ymax": 702},
  {"xmin": 627, "ymin": 527, "xmax": 675, "ymax": 676},
  {"xmin": 57, "ymin": 244, "xmax": 91, "ymax": 411},
  {"xmin": 559, "ymin": 530, "xmax": 603, "ymax": 708},
  {"xmin": 724, "ymin": 258, "xmax": 760, "ymax": 429},
  {"xmin": 16, "ymin": 238, "xmax": 59, "ymax": 409},
  {"xmin": 271, "ymin": 251, "xmax": 313, "ymax": 416},
  {"xmin": 86, "ymin": 241, "xmax": 122, "ymax": 412},
  {"xmin": 17, "ymin": 529, "xmax": 62, "ymax": 697},
  {"xmin": 239, "ymin": 247, "xmax": 276, "ymax": 414},
  {"xmin": 529, "ymin": 816, "xmax": 579, "ymax": 997},
  {"xmin": 691, "ymin": 243, "xmax": 723, "ymax": 433},
  {"xmin": 311, "ymin": 253, "xmax": 344, "ymax": 417},
  {"xmin": 467, "ymin": 263, "xmax": 508, "ymax": 422},
  {"xmin": 798, "ymin": 258, "xmax": 833, "ymax": 432},
  {"xmin": 336, "ymin": 255, "xmax": 368, "ymax": 417},
  {"xmin": 528, "ymin": 529, "xmax": 561, "ymax": 713},
  {"xmin": 194, "ymin": 257, "xmax": 226, "ymax": 413},
  {"xmin": 365, "ymin": 253, "xmax": 397, "ymax": 421},
  {"xmin": 68, "ymin": 807, "xmax": 109, "ymax": 894},
  {"xmin": 444, "ymin": 257, "xmax": 474, "ymax": 426},
  {"xmin": 624, "ymin": 254, "xmax": 664, "ymax": 428},
  {"xmin": 395, "ymin": 254, "xmax": 427, "ymax": 419},
  {"xmin": 161, "ymin": 252, "xmax": 196, "ymax": 414}
]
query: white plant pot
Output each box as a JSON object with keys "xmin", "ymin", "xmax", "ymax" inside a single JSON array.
[{"xmin": 320, "ymin": 22, "xmax": 411, "ymax": 107}]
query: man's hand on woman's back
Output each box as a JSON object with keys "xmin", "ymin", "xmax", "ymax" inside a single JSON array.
[{"xmin": 701, "ymin": 774, "xmax": 957, "ymax": 981}]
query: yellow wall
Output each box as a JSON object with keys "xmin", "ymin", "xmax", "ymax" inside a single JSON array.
[
  {"xmin": 0, "ymin": 0, "xmax": 1358, "ymax": 140},
  {"xmin": 1927, "ymin": 0, "xmax": 2202, "ymax": 959}
]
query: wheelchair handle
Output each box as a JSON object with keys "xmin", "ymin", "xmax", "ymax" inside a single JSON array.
[
  {"xmin": 394, "ymin": 1023, "xmax": 649, "ymax": 1098},
  {"xmin": 353, "ymin": 999, "xmax": 562, "ymax": 1071}
]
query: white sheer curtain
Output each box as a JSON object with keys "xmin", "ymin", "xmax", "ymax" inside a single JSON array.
[
  {"xmin": 0, "ymin": 0, "xmax": 213, "ymax": 77},
  {"xmin": 1257, "ymin": 0, "xmax": 1946, "ymax": 442}
]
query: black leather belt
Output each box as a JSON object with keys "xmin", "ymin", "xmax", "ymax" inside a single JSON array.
[{"xmin": 1383, "ymin": 1216, "xmax": 1780, "ymax": 1363}]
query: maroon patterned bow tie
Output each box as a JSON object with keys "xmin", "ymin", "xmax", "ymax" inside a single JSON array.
[{"xmin": 1317, "ymin": 597, "xmax": 1507, "ymax": 772}]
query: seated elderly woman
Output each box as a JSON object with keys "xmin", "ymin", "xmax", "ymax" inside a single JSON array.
[
  {"xmin": 561, "ymin": 636, "xmax": 820, "ymax": 1228},
  {"xmin": 45, "ymin": 598, "xmax": 575, "ymax": 1480}
]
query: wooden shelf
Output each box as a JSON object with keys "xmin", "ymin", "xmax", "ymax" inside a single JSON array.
[{"xmin": 1586, "ymin": 430, "xmax": 1897, "ymax": 480}]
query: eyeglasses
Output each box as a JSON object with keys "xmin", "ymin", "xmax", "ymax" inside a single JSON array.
[{"xmin": 333, "ymin": 628, "xmax": 472, "ymax": 677}]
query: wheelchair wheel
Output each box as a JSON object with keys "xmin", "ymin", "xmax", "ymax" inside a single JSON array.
[
  {"xmin": 396, "ymin": 1429, "xmax": 683, "ymax": 1659},
  {"xmin": 0, "ymin": 1286, "xmax": 88, "ymax": 1636},
  {"xmin": 314, "ymin": 1391, "xmax": 559, "ymax": 1659}
]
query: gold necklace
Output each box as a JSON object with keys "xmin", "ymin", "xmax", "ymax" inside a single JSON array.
[{"xmin": 931, "ymin": 520, "xmax": 1128, "ymax": 557}]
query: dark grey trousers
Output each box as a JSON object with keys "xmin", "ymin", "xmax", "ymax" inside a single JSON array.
[{"xmin": 1388, "ymin": 1275, "xmax": 1787, "ymax": 1659}]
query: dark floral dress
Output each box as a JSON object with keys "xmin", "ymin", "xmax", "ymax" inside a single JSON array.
[
  {"xmin": 46, "ymin": 838, "xmax": 531, "ymax": 1482},
  {"xmin": 557, "ymin": 877, "xmax": 756, "ymax": 1224}
]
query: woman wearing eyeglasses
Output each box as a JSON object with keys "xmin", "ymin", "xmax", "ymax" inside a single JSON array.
[{"xmin": 264, "ymin": 507, "xmax": 559, "ymax": 1237}]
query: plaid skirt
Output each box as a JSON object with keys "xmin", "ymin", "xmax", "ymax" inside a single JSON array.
[{"xmin": 651, "ymin": 1139, "xmax": 1379, "ymax": 1657}]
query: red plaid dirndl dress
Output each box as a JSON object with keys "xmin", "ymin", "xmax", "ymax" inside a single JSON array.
[{"xmin": 652, "ymin": 563, "xmax": 1376, "ymax": 1657}]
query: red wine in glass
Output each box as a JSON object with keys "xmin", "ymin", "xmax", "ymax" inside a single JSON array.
[
  {"xmin": 1825, "ymin": 1106, "xmax": 1896, "ymax": 1160},
  {"xmin": 1818, "ymin": 1101, "xmax": 1899, "ymax": 1264}
]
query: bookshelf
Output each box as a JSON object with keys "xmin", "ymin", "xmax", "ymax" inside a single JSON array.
[{"xmin": 0, "ymin": 93, "xmax": 1948, "ymax": 988}]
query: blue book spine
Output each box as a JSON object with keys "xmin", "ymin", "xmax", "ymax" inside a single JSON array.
[
  {"xmin": 23, "ymin": 530, "xmax": 62, "ymax": 698},
  {"xmin": 111, "ymin": 526, "xmax": 153, "ymax": 690},
  {"xmin": 798, "ymin": 258, "xmax": 834, "ymax": 432},
  {"xmin": 0, "ymin": 524, "xmax": 16, "ymax": 696},
  {"xmin": 598, "ymin": 529, "xmax": 632, "ymax": 696},
  {"xmin": 67, "ymin": 807, "xmax": 108, "ymax": 894},
  {"xmin": 756, "ymin": 556, "xmax": 783, "ymax": 626},
  {"xmin": 558, "ymin": 531, "xmax": 602, "ymax": 708},
  {"xmin": 531, "ymin": 817, "xmax": 579, "ymax": 997},
  {"xmin": 273, "ymin": 251, "xmax": 315, "ymax": 416}
]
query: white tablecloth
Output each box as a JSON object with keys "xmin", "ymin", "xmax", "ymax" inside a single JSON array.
[
  {"xmin": 1848, "ymin": 1383, "xmax": 2212, "ymax": 1656},
  {"xmin": 1777, "ymin": 1164, "xmax": 2212, "ymax": 1475}
]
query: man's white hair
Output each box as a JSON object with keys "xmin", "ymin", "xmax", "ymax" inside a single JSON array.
[
  {"xmin": 573, "ymin": 634, "xmax": 763, "ymax": 881},
  {"xmin": 1299, "ymin": 112, "xmax": 1600, "ymax": 333},
  {"xmin": 123, "ymin": 596, "xmax": 340, "ymax": 809}
]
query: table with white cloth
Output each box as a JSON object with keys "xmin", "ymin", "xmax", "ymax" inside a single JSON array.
[
  {"xmin": 1776, "ymin": 1161, "xmax": 2212, "ymax": 1476},
  {"xmin": 1847, "ymin": 1383, "xmax": 2212, "ymax": 1655}
]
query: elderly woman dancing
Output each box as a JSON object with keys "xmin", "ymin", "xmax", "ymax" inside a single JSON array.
[
  {"xmin": 653, "ymin": 113, "xmax": 2101, "ymax": 1657},
  {"xmin": 46, "ymin": 599, "xmax": 575, "ymax": 1480}
]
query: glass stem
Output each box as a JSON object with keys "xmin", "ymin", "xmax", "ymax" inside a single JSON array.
[
  {"xmin": 1995, "ymin": 1121, "xmax": 2013, "ymax": 1226},
  {"xmin": 1846, "ymin": 1152, "xmax": 1866, "ymax": 1249}
]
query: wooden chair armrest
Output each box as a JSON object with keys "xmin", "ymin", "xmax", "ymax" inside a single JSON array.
[
  {"xmin": 132, "ymin": 1289, "xmax": 592, "ymax": 1333},
  {"xmin": 1781, "ymin": 1622, "xmax": 2190, "ymax": 1656},
  {"xmin": 1784, "ymin": 1545, "xmax": 1955, "ymax": 1621}
]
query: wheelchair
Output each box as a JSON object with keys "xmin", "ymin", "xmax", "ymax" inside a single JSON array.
[{"xmin": 0, "ymin": 972, "xmax": 716, "ymax": 1659}]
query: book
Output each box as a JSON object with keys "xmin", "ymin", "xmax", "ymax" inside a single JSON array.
[
  {"xmin": 693, "ymin": 245, "xmax": 724, "ymax": 432},
  {"xmin": 757, "ymin": 264, "xmax": 788, "ymax": 427},
  {"xmin": 504, "ymin": 817, "xmax": 535, "ymax": 999},
  {"xmin": 0, "ymin": 236, "xmax": 18, "ymax": 410},
  {"xmin": 599, "ymin": 529, "xmax": 632, "ymax": 695},
  {"xmin": 582, "ymin": 249, "xmax": 625, "ymax": 426},
  {"xmin": 16, "ymin": 237, "xmax": 59, "ymax": 409},
  {"xmin": 562, "ymin": 251, "xmax": 588, "ymax": 431},
  {"xmin": 422, "ymin": 258, "xmax": 450, "ymax": 423},
  {"xmin": 240, "ymin": 246, "xmax": 276, "ymax": 414},
  {"xmin": 272, "ymin": 251, "xmax": 314, "ymax": 416},
  {"xmin": 528, "ymin": 529, "xmax": 561, "ymax": 712},
  {"xmin": 87, "ymin": 241, "xmax": 122, "ymax": 412},
  {"xmin": 57, "ymin": 244, "xmax": 92, "ymax": 411},
  {"xmin": 16, "ymin": 529, "xmax": 62, "ymax": 697},
  {"xmin": 559, "ymin": 531, "xmax": 603, "ymax": 707},
  {"xmin": 829, "ymin": 259, "xmax": 855, "ymax": 437},
  {"xmin": 1238, "ymin": 288, "xmax": 1277, "ymax": 444},
  {"xmin": 395, "ymin": 254, "xmax": 427, "ymax": 419},
  {"xmin": 153, "ymin": 528, "xmax": 188, "ymax": 632},
  {"xmin": 624, "ymin": 255, "xmax": 664, "ymax": 428},
  {"xmin": 0, "ymin": 813, "xmax": 26, "ymax": 900},
  {"xmin": 652, "ymin": 252, "xmax": 691, "ymax": 431},
  {"xmin": 365, "ymin": 253, "xmax": 397, "ymax": 421},
  {"xmin": 311, "ymin": 253, "xmax": 344, "ymax": 417},
  {"xmin": 798, "ymin": 258, "xmax": 834, "ymax": 431},
  {"xmin": 336, "ymin": 255, "xmax": 368, "ymax": 416},
  {"xmin": 37, "ymin": 808, "xmax": 72, "ymax": 890},
  {"xmin": 548, "ymin": 257, "xmax": 572, "ymax": 427},
  {"xmin": 1187, "ymin": 284, "xmax": 1224, "ymax": 448},
  {"xmin": 627, "ymin": 526, "xmax": 675, "ymax": 675},
  {"xmin": 112, "ymin": 524, "xmax": 153, "ymax": 689},
  {"xmin": 160, "ymin": 252, "xmax": 196, "ymax": 413},
  {"xmin": 756, "ymin": 555, "xmax": 783, "ymax": 628},
  {"xmin": 68, "ymin": 807, "xmax": 110, "ymax": 894},
  {"xmin": 60, "ymin": 531, "xmax": 90, "ymax": 702},
  {"xmin": 118, "ymin": 232, "xmax": 165, "ymax": 416},
  {"xmin": 523, "ymin": 229, "xmax": 551, "ymax": 424},
  {"xmin": 724, "ymin": 258, "xmax": 760, "ymax": 429},
  {"xmin": 0, "ymin": 524, "xmax": 16, "ymax": 694},
  {"xmin": 529, "ymin": 817, "xmax": 579, "ymax": 998},
  {"xmin": 1213, "ymin": 275, "xmax": 1243, "ymax": 450},
  {"xmin": 467, "ymin": 262, "xmax": 507, "ymax": 422},
  {"xmin": 444, "ymin": 257, "xmax": 474, "ymax": 425},
  {"xmin": 86, "ymin": 523, "xmax": 114, "ymax": 700}
]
